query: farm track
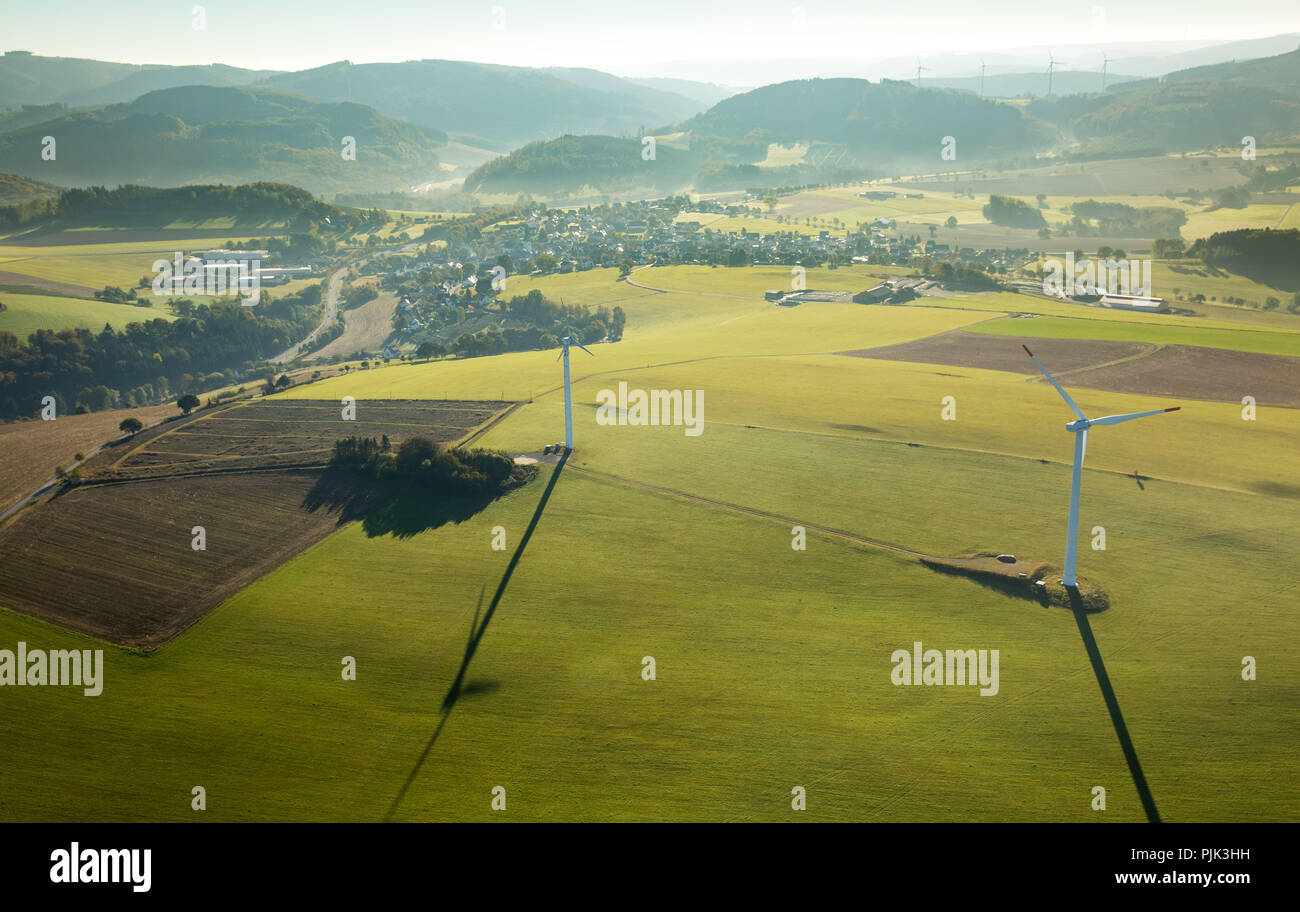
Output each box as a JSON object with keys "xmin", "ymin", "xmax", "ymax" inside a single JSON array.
[
  {"xmin": 1026, "ymin": 342, "xmax": 1163, "ymax": 381},
  {"xmin": 82, "ymin": 463, "xmax": 331, "ymax": 486},
  {"xmin": 567, "ymin": 462, "xmax": 929, "ymax": 560},
  {"xmin": 458, "ymin": 402, "xmax": 524, "ymax": 448},
  {"xmin": 624, "ymin": 266, "xmax": 762, "ymax": 300}
]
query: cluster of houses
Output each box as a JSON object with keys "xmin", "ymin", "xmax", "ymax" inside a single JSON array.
[
  {"xmin": 379, "ymin": 195, "xmax": 1035, "ymax": 283},
  {"xmin": 368, "ymin": 198, "xmax": 1036, "ymax": 343}
]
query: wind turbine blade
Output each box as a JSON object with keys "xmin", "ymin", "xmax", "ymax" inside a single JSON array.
[
  {"xmin": 574, "ymin": 340, "xmax": 594, "ymax": 356},
  {"xmin": 556, "ymin": 348, "xmax": 564, "ymax": 362},
  {"xmin": 1022, "ymin": 345, "xmax": 1086, "ymax": 420},
  {"xmin": 1079, "ymin": 426, "xmax": 1087, "ymax": 464},
  {"xmin": 1089, "ymin": 407, "xmax": 1180, "ymax": 427}
]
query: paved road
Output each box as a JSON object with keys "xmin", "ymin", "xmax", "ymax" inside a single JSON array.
[
  {"xmin": 271, "ymin": 243, "xmax": 416, "ymax": 364},
  {"xmin": 0, "ymin": 431, "xmax": 133, "ymax": 523},
  {"xmin": 271, "ymin": 266, "xmax": 348, "ymax": 363}
]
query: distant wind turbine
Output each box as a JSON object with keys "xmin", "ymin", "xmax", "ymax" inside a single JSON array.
[
  {"xmin": 557, "ymin": 331, "xmax": 593, "ymax": 451},
  {"xmin": 1101, "ymin": 52, "xmax": 1112, "ymax": 92},
  {"xmin": 915, "ymin": 59, "xmax": 928, "ymax": 88},
  {"xmin": 1047, "ymin": 51, "xmax": 1059, "ymax": 96},
  {"xmin": 1024, "ymin": 345, "xmax": 1179, "ymax": 587},
  {"xmin": 979, "ymin": 58, "xmax": 986, "ymax": 98}
]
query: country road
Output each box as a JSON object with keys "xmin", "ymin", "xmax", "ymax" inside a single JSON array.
[
  {"xmin": 0, "ymin": 433, "xmax": 127, "ymax": 523},
  {"xmin": 271, "ymin": 266, "xmax": 348, "ymax": 363}
]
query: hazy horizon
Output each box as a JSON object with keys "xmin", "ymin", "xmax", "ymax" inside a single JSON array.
[{"xmin": 3, "ymin": 0, "xmax": 1299, "ymax": 82}]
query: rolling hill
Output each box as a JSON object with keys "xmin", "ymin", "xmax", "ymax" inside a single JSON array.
[
  {"xmin": 0, "ymin": 50, "xmax": 275, "ymax": 107},
  {"xmin": 464, "ymin": 134, "xmax": 696, "ymax": 195},
  {"xmin": 682, "ymin": 78, "xmax": 1055, "ymax": 161},
  {"xmin": 465, "ymin": 77, "xmax": 1058, "ymax": 195},
  {"xmin": 1027, "ymin": 47, "xmax": 1300, "ymax": 156},
  {"xmin": 0, "ymin": 86, "xmax": 445, "ymax": 195},
  {"xmin": 0, "ymin": 172, "xmax": 59, "ymax": 206},
  {"xmin": 253, "ymin": 59, "xmax": 710, "ymax": 145}
]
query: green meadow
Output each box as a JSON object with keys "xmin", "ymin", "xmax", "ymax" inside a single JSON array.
[
  {"xmin": 2, "ymin": 261, "xmax": 1296, "ymax": 821},
  {"xmin": 0, "ymin": 235, "xmax": 278, "ymax": 291},
  {"xmin": 0, "ymin": 292, "xmax": 174, "ymax": 336},
  {"xmin": 1, "ymin": 407, "xmax": 1293, "ymax": 821},
  {"xmin": 965, "ymin": 315, "xmax": 1300, "ymax": 357},
  {"xmin": 621, "ymin": 265, "xmax": 1300, "ymax": 335}
]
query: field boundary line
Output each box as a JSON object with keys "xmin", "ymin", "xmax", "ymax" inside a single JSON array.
[
  {"xmin": 1276, "ymin": 202, "xmax": 1296, "ymax": 229},
  {"xmin": 689, "ymin": 416, "xmax": 1263, "ymax": 498},
  {"xmin": 71, "ymin": 464, "xmax": 327, "ymax": 489},
  {"xmin": 566, "ymin": 463, "xmax": 927, "ymax": 559},
  {"xmin": 110, "ymin": 399, "xmax": 250, "ymax": 467},
  {"xmin": 457, "ymin": 401, "xmax": 525, "ymax": 447}
]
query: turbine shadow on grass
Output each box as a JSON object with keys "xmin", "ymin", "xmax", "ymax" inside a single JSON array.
[
  {"xmin": 442, "ymin": 450, "xmax": 569, "ymax": 711},
  {"xmin": 1069, "ymin": 587, "xmax": 1161, "ymax": 824},
  {"xmin": 383, "ymin": 451, "xmax": 569, "ymax": 822}
]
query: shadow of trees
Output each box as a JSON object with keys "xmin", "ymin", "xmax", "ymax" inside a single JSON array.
[{"xmin": 302, "ymin": 467, "xmax": 497, "ymax": 539}]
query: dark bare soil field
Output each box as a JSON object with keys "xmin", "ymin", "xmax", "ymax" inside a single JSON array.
[
  {"xmin": 0, "ymin": 471, "xmax": 336, "ymax": 648},
  {"xmin": 0, "ymin": 398, "xmax": 513, "ymax": 646},
  {"xmin": 0, "ymin": 269, "xmax": 95, "ymax": 297},
  {"xmin": 1057, "ymin": 344, "xmax": 1300, "ymax": 408},
  {"xmin": 0, "ymin": 403, "xmax": 179, "ymax": 513},
  {"xmin": 845, "ymin": 331, "xmax": 1300, "ymax": 406},
  {"xmin": 843, "ymin": 332, "xmax": 1152, "ymax": 374},
  {"xmin": 93, "ymin": 398, "xmax": 509, "ymax": 481}
]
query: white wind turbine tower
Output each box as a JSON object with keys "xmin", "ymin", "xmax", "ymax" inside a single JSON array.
[
  {"xmin": 557, "ymin": 332, "xmax": 593, "ymax": 452},
  {"xmin": 979, "ymin": 58, "xmax": 986, "ymax": 98},
  {"xmin": 1024, "ymin": 345, "xmax": 1180, "ymax": 588},
  {"xmin": 1101, "ymin": 52, "xmax": 1113, "ymax": 91},
  {"xmin": 1047, "ymin": 51, "xmax": 1058, "ymax": 96},
  {"xmin": 915, "ymin": 59, "xmax": 928, "ymax": 88}
]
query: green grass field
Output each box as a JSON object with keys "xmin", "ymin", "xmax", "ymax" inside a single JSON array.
[
  {"xmin": 0, "ymin": 292, "xmax": 174, "ymax": 336},
  {"xmin": 965, "ymin": 315, "xmax": 1300, "ymax": 357},
  {"xmin": 0, "ymin": 236, "xmax": 282, "ymax": 291},
  {"xmin": 1, "ymin": 254, "xmax": 1296, "ymax": 822},
  {"xmin": 2, "ymin": 403, "xmax": 1293, "ymax": 820}
]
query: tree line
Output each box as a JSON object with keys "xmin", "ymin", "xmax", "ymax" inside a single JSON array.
[
  {"xmin": 0, "ymin": 285, "xmax": 323, "ymax": 420},
  {"xmin": 0, "ymin": 181, "xmax": 345, "ymax": 231}
]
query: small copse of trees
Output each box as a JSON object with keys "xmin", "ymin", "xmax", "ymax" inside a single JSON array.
[{"xmin": 330, "ymin": 436, "xmax": 534, "ymax": 498}]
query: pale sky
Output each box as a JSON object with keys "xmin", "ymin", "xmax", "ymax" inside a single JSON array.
[{"xmin": 3, "ymin": 0, "xmax": 1298, "ymax": 75}]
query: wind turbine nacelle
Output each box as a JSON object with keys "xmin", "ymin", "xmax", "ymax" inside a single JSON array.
[{"xmin": 1066, "ymin": 418, "xmax": 1090, "ymax": 432}]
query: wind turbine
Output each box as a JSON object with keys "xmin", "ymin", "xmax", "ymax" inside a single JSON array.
[
  {"xmin": 1101, "ymin": 52, "xmax": 1112, "ymax": 91},
  {"xmin": 1023, "ymin": 345, "xmax": 1180, "ymax": 588},
  {"xmin": 915, "ymin": 59, "xmax": 928, "ymax": 88},
  {"xmin": 979, "ymin": 58, "xmax": 986, "ymax": 98},
  {"xmin": 1046, "ymin": 51, "xmax": 1061, "ymax": 96},
  {"xmin": 557, "ymin": 332, "xmax": 593, "ymax": 452}
]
